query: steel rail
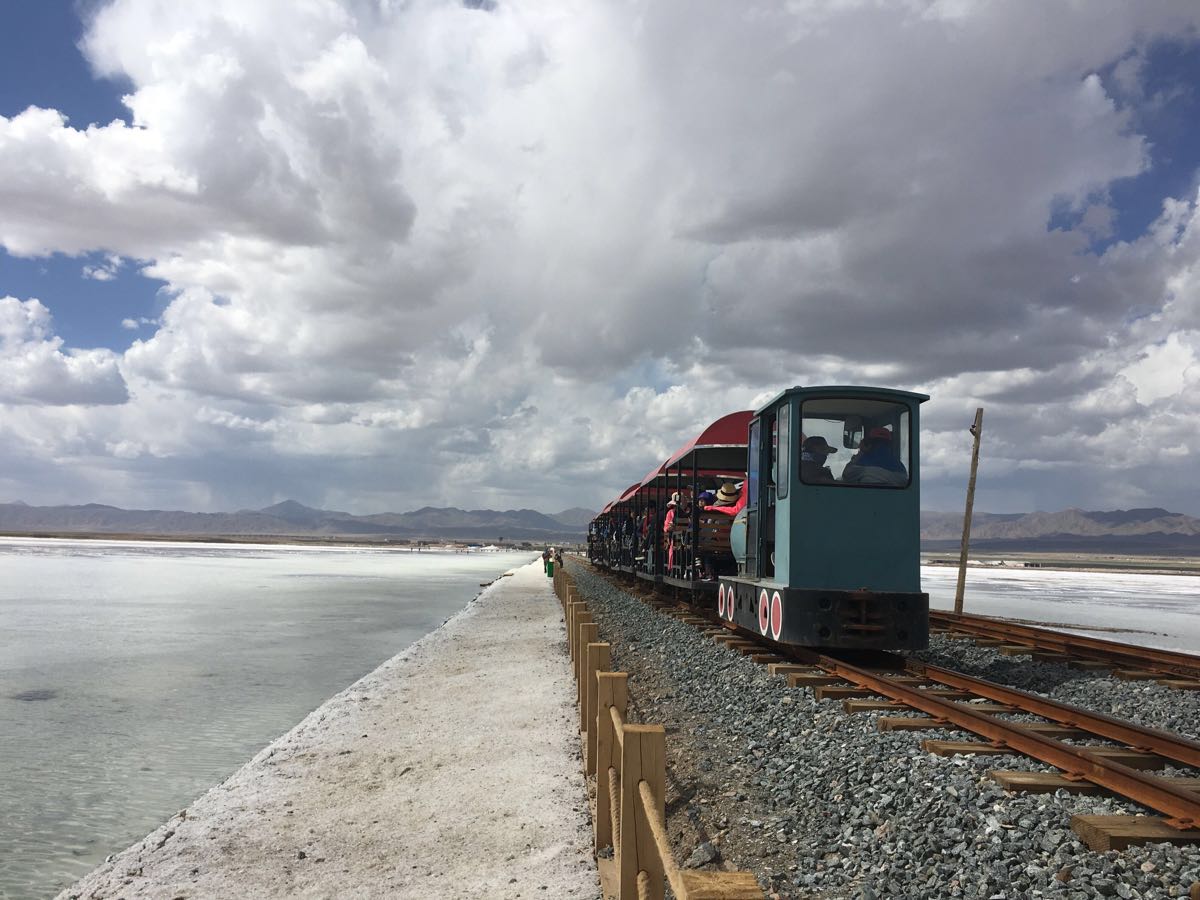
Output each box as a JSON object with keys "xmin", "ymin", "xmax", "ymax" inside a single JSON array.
[
  {"xmin": 810, "ymin": 653, "xmax": 1200, "ymax": 829},
  {"xmin": 908, "ymin": 660, "xmax": 1200, "ymax": 769},
  {"xmin": 930, "ymin": 610, "xmax": 1200, "ymax": 680},
  {"xmin": 598, "ymin": 568, "xmax": 1200, "ymax": 828}
]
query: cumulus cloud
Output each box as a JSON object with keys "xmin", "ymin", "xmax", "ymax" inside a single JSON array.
[
  {"xmin": 0, "ymin": 297, "xmax": 129, "ymax": 406},
  {"xmin": 3, "ymin": 0, "xmax": 1200, "ymax": 514}
]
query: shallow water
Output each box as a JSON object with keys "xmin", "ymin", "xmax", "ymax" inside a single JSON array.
[{"xmin": 0, "ymin": 537, "xmax": 535, "ymax": 900}]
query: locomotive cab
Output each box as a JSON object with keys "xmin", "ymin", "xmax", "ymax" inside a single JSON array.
[{"xmin": 719, "ymin": 386, "xmax": 929, "ymax": 650}]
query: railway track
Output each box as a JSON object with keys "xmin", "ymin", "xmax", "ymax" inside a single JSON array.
[
  {"xmin": 632, "ymin": 591, "xmax": 1200, "ymax": 852},
  {"xmin": 930, "ymin": 610, "xmax": 1200, "ymax": 688}
]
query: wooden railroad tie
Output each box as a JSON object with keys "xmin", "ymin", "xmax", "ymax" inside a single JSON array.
[
  {"xmin": 922, "ymin": 741, "xmax": 1167, "ymax": 769},
  {"xmin": 1114, "ymin": 669, "xmax": 1162, "ymax": 681},
  {"xmin": 814, "ymin": 686, "xmax": 878, "ymax": 701},
  {"xmin": 1031, "ymin": 651, "xmax": 1071, "ymax": 664},
  {"xmin": 1071, "ymin": 815, "xmax": 1200, "ymax": 851},
  {"xmin": 843, "ymin": 699, "xmax": 907, "ymax": 713},
  {"xmin": 881, "ymin": 675, "xmax": 930, "ymax": 686},
  {"xmin": 768, "ymin": 663, "xmax": 821, "ymax": 677},
  {"xmin": 991, "ymin": 771, "xmax": 1200, "ymax": 796},
  {"xmin": 1068, "ymin": 659, "xmax": 1111, "ymax": 671},
  {"xmin": 998, "ymin": 644, "xmax": 1035, "ymax": 656},
  {"xmin": 750, "ymin": 654, "xmax": 785, "ymax": 665},
  {"xmin": 922, "ymin": 739, "xmax": 1015, "ymax": 757},
  {"xmin": 879, "ymin": 719, "xmax": 1090, "ymax": 739},
  {"xmin": 787, "ymin": 673, "xmax": 843, "ymax": 689},
  {"xmin": 877, "ymin": 716, "xmax": 942, "ymax": 732}
]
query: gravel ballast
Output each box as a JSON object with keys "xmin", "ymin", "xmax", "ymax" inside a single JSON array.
[{"xmin": 566, "ymin": 561, "xmax": 1200, "ymax": 900}]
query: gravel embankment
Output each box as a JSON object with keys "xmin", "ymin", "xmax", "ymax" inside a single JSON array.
[{"xmin": 566, "ymin": 561, "xmax": 1200, "ymax": 900}]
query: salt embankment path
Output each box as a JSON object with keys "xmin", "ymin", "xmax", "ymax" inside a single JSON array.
[{"xmin": 59, "ymin": 560, "xmax": 599, "ymax": 900}]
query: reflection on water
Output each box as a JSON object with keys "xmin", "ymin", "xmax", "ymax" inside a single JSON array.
[
  {"xmin": 923, "ymin": 565, "xmax": 1200, "ymax": 651},
  {"xmin": 0, "ymin": 538, "xmax": 534, "ymax": 900}
]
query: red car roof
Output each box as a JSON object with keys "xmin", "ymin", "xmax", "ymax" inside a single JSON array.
[{"xmin": 663, "ymin": 411, "xmax": 753, "ymax": 470}]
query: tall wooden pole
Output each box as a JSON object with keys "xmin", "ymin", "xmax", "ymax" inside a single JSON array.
[{"xmin": 953, "ymin": 408, "xmax": 984, "ymax": 615}]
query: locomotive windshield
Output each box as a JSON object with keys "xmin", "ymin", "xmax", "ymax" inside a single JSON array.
[{"xmin": 799, "ymin": 398, "xmax": 911, "ymax": 488}]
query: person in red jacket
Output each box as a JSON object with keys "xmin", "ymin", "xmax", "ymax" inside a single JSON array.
[{"xmin": 704, "ymin": 481, "xmax": 746, "ymax": 516}]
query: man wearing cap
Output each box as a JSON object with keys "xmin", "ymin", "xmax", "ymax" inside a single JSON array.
[
  {"xmin": 800, "ymin": 436, "xmax": 837, "ymax": 483},
  {"xmin": 842, "ymin": 426, "xmax": 907, "ymax": 485}
]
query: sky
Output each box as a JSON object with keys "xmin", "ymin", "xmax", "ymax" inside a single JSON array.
[{"xmin": 3, "ymin": 1, "xmax": 1200, "ymax": 518}]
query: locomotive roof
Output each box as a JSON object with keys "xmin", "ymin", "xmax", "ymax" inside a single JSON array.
[{"xmin": 756, "ymin": 385, "xmax": 930, "ymax": 414}]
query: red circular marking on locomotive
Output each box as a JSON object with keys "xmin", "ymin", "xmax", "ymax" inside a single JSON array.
[
  {"xmin": 758, "ymin": 589, "xmax": 770, "ymax": 635},
  {"xmin": 770, "ymin": 591, "xmax": 783, "ymax": 641},
  {"xmin": 717, "ymin": 584, "xmax": 726, "ymax": 617}
]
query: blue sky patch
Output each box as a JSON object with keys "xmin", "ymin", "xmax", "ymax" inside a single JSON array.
[{"xmin": 0, "ymin": 249, "xmax": 168, "ymax": 350}]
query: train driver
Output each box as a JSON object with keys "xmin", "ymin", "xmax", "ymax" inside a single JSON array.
[
  {"xmin": 800, "ymin": 436, "xmax": 837, "ymax": 483},
  {"xmin": 841, "ymin": 426, "xmax": 907, "ymax": 486}
]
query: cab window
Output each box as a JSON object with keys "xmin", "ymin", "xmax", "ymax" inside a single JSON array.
[{"xmin": 800, "ymin": 398, "xmax": 911, "ymax": 488}]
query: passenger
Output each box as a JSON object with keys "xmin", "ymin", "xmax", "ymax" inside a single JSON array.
[
  {"xmin": 663, "ymin": 492, "xmax": 681, "ymax": 572},
  {"xmin": 841, "ymin": 426, "xmax": 907, "ymax": 485},
  {"xmin": 542, "ymin": 546, "xmax": 551, "ymax": 575},
  {"xmin": 800, "ymin": 436, "xmax": 837, "ymax": 483},
  {"xmin": 662, "ymin": 492, "xmax": 680, "ymax": 533},
  {"xmin": 704, "ymin": 481, "xmax": 747, "ymax": 517}
]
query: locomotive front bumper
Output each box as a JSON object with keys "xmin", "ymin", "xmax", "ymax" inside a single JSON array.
[{"xmin": 717, "ymin": 579, "xmax": 929, "ymax": 651}]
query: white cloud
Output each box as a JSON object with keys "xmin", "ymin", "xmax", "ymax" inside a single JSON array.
[
  {"xmin": 83, "ymin": 253, "xmax": 123, "ymax": 281},
  {"xmin": 0, "ymin": 297, "xmax": 129, "ymax": 406},
  {"xmin": 3, "ymin": 1, "xmax": 1200, "ymax": 514}
]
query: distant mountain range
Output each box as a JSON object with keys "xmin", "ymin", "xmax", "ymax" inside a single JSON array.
[
  {"xmin": 5, "ymin": 501, "xmax": 1200, "ymax": 554},
  {"xmin": 921, "ymin": 507, "xmax": 1200, "ymax": 555},
  {"xmin": 0, "ymin": 499, "xmax": 594, "ymax": 542}
]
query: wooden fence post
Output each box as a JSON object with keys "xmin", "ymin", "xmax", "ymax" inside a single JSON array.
[
  {"xmin": 567, "ymin": 602, "xmax": 585, "ymax": 664},
  {"xmin": 620, "ymin": 725, "xmax": 666, "ymax": 900},
  {"xmin": 585, "ymin": 642, "xmax": 611, "ymax": 775},
  {"xmin": 576, "ymin": 622, "xmax": 598, "ymax": 725},
  {"xmin": 595, "ymin": 672, "xmax": 627, "ymax": 853},
  {"xmin": 574, "ymin": 609, "xmax": 593, "ymax": 669}
]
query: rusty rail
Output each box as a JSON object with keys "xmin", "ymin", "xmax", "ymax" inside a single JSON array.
[
  {"xmin": 813, "ymin": 653, "xmax": 1200, "ymax": 829},
  {"xmin": 930, "ymin": 610, "xmax": 1200, "ymax": 680},
  {"xmin": 909, "ymin": 660, "xmax": 1200, "ymax": 768}
]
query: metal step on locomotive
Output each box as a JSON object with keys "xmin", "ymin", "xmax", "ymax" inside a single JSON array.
[{"xmin": 587, "ymin": 385, "xmax": 929, "ymax": 652}]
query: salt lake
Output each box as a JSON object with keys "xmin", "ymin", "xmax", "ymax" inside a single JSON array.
[
  {"xmin": 0, "ymin": 538, "xmax": 535, "ymax": 900},
  {"xmin": 3, "ymin": 541, "xmax": 1198, "ymax": 899}
]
